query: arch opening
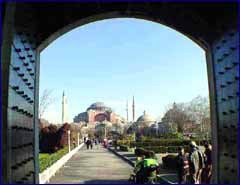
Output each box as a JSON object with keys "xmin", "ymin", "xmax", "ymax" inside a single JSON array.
[{"xmin": 38, "ymin": 17, "xmax": 213, "ymax": 184}]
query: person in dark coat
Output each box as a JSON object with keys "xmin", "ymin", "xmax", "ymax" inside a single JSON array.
[
  {"xmin": 201, "ymin": 143, "xmax": 212, "ymax": 183},
  {"xmin": 90, "ymin": 139, "xmax": 93, "ymax": 149},
  {"xmin": 176, "ymin": 147, "xmax": 189, "ymax": 184},
  {"xmin": 86, "ymin": 139, "xmax": 92, "ymax": 149}
]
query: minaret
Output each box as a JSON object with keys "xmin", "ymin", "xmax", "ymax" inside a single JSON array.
[
  {"xmin": 126, "ymin": 100, "xmax": 129, "ymax": 122},
  {"xmin": 132, "ymin": 96, "xmax": 135, "ymax": 122},
  {"xmin": 62, "ymin": 91, "xmax": 68, "ymax": 123}
]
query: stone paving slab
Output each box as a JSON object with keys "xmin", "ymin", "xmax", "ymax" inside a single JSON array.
[{"xmin": 48, "ymin": 145, "xmax": 133, "ymax": 184}]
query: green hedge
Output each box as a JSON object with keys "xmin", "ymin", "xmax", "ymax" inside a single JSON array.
[
  {"xmin": 119, "ymin": 145, "xmax": 129, "ymax": 151},
  {"xmin": 117, "ymin": 140, "xmax": 132, "ymax": 146},
  {"xmin": 130, "ymin": 139, "xmax": 190, "ymax": 147},
  {"xmin": 130, "ymin": 139, "xmax": 210, "ymax": 148},
  {"xmin": 134, "ymin": 148, "xmax": 157, "ymax": 159},
  {"xmin": 162, "ymin": 154, "xmax": 178, "ymax": 169},
  {"xmin": 140, "ymin": 133, "xmax": 184, "ymax": 140},
  {"xmin": 39, "ymin": 147, "xmax": 68, "ymax": 172},
  {"xmin": 143, "ymin": 146, "xmax": 187, "ymax": 153}
]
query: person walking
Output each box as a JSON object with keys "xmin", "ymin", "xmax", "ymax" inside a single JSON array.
[
  {"xmin": 188, "ymin": 141, "xmax": 200, "ymax": 184},
  {"xmin": 201, "ymin": 143, "xmax": 212, "ymax": 183},
  {"xmin": 90, "ymin": 139, "xmax": 93, "ymax": 149},
  {"xmin": 176, "ymin": 147, "xmax": 189, "ymax": 184},
  {"xmin": 86, "ymin": 139, "xmax": 91, "ymax": 150},
  {"xmin": 196, "ymin": 144, "xmax": 206, "ymax": 184}
]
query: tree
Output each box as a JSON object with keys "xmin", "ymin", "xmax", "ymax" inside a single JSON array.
[
  {"xmin": 39, "ymin": 89, "xmax": 56, "ymax": 119},
  {"xmin": 162, "ymin": 96, "xmax": 211, "ymax": 135},
  {"xmin": 39, "ymin": 124, "xmax": 59, "ymax": 153},
  {"xmin": 162, "ymin": 102, "xmax": 190, "ymax": 132},
  {"xmin": 185, "ymin": 96, "xmax": 210, "ymax": 135}
]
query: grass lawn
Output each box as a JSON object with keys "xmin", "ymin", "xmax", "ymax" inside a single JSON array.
[{"xmin": 39, "ymin": 147, "xmax": 69, "ymax": 173}]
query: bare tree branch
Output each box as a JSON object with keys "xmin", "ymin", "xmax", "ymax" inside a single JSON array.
[{"xmin": 39, "ymin": 89, "xmax": 56, "ymax": 119}]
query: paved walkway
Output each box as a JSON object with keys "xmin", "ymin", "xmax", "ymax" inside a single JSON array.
[{"xmin": 49, "ymin": 145, "xmax": 133, "ymax": 184}]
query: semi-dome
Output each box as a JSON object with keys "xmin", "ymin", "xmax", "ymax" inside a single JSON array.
[
  {"xmin": 87, "ymin": 102, "xmax": 112, "ymax": 111},
  {"xmin": 136, "ymin": 111, "xmax": 156, "ymax": 127}
]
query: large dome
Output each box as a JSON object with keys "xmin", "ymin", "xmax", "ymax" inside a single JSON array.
[
  {"xmin": 136, "ymin": 111, "xmax": 156, "ymax": 127},
  {"xmin": 87, "ymin": 102, "xmax": 112, "ymax": 111}
]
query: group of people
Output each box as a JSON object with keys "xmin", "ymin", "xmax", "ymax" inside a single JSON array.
[
  {"xmin": 130, "ymin": 140, "xmax": 212, "ymax": 184},
  {"xmin": 130, "ymin": 151, "xmax": 159, "ymax": 184},
  {"xmin": 84, "ymin": 137, "xmax": 99, "ymax": 149},
  {"xmin": 176, "ymin": 141, "xmax": 212, "ymax": 184}
]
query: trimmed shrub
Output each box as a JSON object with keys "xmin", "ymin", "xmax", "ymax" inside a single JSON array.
[
  {"xmin": 162, "ymin": 154, "xmax": 178, "ymax": 170},
  {"xmin": 135, "ymin": 147, "xmax": 148, "ymax": 156},
  {"xmin": 130, "ymin": 140, "xmax": 188, "ymax": 148},
  {"xmin": 167, "ymin": 146, "xmax": 179, "ymax": 153},
  {"xmin": 117, "ymin": 140, "xmax": 131, "ymax": 146},
  {"xmin": 134, "ymin": 148, "xmax": 158, "ymax": 159},
  {"xmin": 137, "ymin": 145, "xmax": 189, "ymax": 154},
  {"xmin": 119, "ymin": 145, "xmax": 129, "ymax": 151},
  {"xmin": 143, "ymin": 146, "xmax": 167, "ymax": 153},
  {"xmin": 130, "ymin": 139, "xmax": 210, "ymax": 148}
]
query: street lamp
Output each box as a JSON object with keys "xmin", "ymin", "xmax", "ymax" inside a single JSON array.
[
  {"xmin": 77, "ymin": 132, "xmax": 80, "ymax": 146},
  {"xmin": 104, "ymin": 124, "xmax": 107, "ymax": 139},
  {"xmin": 68, "ymin": 130, "xmax": 71, "ymax": 153},
  {"xmin": 156, "ymin": 122, "xmax": 159, "ymax": 136}
]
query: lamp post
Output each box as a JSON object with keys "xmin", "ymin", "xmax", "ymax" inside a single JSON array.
[
  {"xmin": 104, "ymin": 125, "xmax": 107, "ymax": 139},
  {"xmin": 156, "ymin": 122, "xmax": 158, "ymax": 136},
  {"xmin": 68, "ymin": 130, "xmax": 71, "ymax": 153}
]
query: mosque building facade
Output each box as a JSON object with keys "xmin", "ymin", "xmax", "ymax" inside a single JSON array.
[{"xmin": 73, "ymin": 102, "xmax": 125, "ymax": 125}]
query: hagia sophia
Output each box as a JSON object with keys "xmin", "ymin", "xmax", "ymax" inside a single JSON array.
[
  {"xmin": 73, "ymin": 102, "xmax": 126, "ymax": 124},
  {"xmin": 60, "ymin": 92, "xmax": 205, "ymax": 138},
  {"xmin": 61, "ymin": 92, "xmax": 178, "ymax": 136},
  {"xmin": 72, "ymin": 95, "xmax": 158, "ymax": 127}
]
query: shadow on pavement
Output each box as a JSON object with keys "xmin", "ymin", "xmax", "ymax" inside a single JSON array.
[
  {"xmin": 122, "ymin": 154, "xmax": 136, "ymax": 158},
  {"xmin": 82, "ymin": 179, "xmax": 130, "ymax": 184}
]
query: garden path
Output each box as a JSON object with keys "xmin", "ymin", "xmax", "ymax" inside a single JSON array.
[{"xmin": 48, "ymin": 145, "xmax": 133, "ymax": 184}]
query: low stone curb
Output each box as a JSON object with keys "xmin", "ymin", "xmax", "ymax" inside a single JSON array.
[{"xmin": 39, "ymin": 143, "xmax": 85, "ymax": 184}]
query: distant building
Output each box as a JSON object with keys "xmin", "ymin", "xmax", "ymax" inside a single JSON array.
[
  {"xmin": 73, "ymin": 102, "xmax": 125, "ymax": 125},
  {"xmin": 136, "ymin": 111, "xmax": 156, "ymax": 127},
  {"xmin": 127, "ymin": 111, "xmax": 156, "ymax": 135}
]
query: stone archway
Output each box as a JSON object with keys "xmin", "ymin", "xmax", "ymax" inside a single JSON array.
[{"xmin": 1, "ymin": 2, "xmax": 238, "ymax": 183}]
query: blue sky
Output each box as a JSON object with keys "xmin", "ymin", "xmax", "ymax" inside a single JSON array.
[{"xmin": 40, "ymin": 18, "xmax": 209, "ymax": 123}]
